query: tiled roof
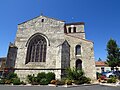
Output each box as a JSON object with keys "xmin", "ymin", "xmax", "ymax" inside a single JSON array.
[
  {"xmin": 0, "ymin": 57, "xmax": 7, "ymax": 61},
  {"xmin": 95, "ymin": 61, "xmax": 108, "ymax": 66}
]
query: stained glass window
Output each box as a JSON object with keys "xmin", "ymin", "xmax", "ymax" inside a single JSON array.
[{"xmin": 26, "ymin": 35, "xmax": 47, "ymax": 64}]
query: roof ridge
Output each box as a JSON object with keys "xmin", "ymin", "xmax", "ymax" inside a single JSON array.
[{"xmin": 18, "ymin": 15, "xmax": 65, "ymax": 25}]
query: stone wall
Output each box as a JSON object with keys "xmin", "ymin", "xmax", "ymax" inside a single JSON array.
[
  {"xmin": 14, "ymin": 15, "xmax": 96, "ymax": 81},
  {"xmin": 15, "ymin": 16, "xmax": 65, "ymax": 80},
  {"xmin": 65, "ymin": 35, "xmax": 96, "ymax": 80},
  {"xmin": 15, "ymin": 69, "xmax": 62, "ymax": 82},
  {"xmin": 65, "ymin": 24, "xmax": 85, "ymax": 39},
  {"xmin": 6, "ymin": 43, "xmax": 18, "ymax": 68}
]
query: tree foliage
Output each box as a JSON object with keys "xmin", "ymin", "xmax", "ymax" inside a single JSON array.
[
  {"xmin": 106, "ymin": 38, "xmax": 120, "ymax": 68},
  {"xmin": 98, "ymin": 58, "xmax": 102, "ymax": 61}
]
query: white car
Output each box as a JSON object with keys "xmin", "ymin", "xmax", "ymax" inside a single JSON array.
[{"xmin": 102, "ymin": 71, "xmax": 116, "ymax": 78}]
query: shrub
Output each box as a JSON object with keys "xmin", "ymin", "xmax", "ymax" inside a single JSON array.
[
  {"xmin": 0, "ymin": 79, "xmax": 5, "ymax": 84},
  {"xmin": 74, "ymin": 80, "xmax": 81, "ymax": 85},
  {"xmin": 107, "ymin": 77, "xmax": 117, "ymax": 83},
  {"xmin": 37, "ymin": 72, "xmax": 46, "ymax": 83},
  {"xmin": 31, "ymin": 77, "xmax": 38, "ymax": 85},
  {"xmin": 50, "ymin": 80, "xmax": 57, "ymax": 84},
  {"xmin": 65, "ymin": 80, "xmax": 72, "ymax": 85},
  {"xmin": 27, "ymin": 74, "xmax": 38, "ymax": 85},
  {"xmin": 65, "ymin": 68, "xmax": 91, "ymax": 84},
  {"xmin": 13, "ymin": 78, "xmax": 21, "ymax": 85},
  {"xmin": 66, "ymin": 68, "xmax": 84, "ymax": 80},
  {"xmin": 21, "ymin": 81, "xmax": 26, "ymax": 85},
  {"xmin": 27, "ymin": 74, "xmax": 35, "ymax": 83},
  {"xmin": 5, "ymin": 80, "xmax": 11, "ymax": 84},
  {"xmin": 59, "ymin": 80, "xmax": 65, "ymax": 85},
  {"xmin": 31, "ymin": 81, "xmax": 39, "ymax": 85},
  {"xmin": 46, "ymin": 72, "xmax": 55, "ymax": 83},
  {"xmin": 81, "ymin": 76, "xmax": 91, "ymax": 84},
  {"xmin": 74, "ymin": 77, "xmax": 91, "ymax": 85},
  {"xmin": 40, "ymin": 78, "xmax": 49, "ymax": 85},
  {"xmin": 6, "ymin": 72, "xmax": 18, "ymax": 80},
  {"xmin": 55, "ymin": 80, "xmax": 65, "ymax": 85}
]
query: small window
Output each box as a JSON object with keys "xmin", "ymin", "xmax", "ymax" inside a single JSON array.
[
  {"xmin": 68, "ymin": 27, "xmax": 71, "ymax": 33},
  {"xmin": 41, "ymin": 19, "xmax": 44, "ymax": 22},
  {"xmin": 101, "ymin": 67, "xmax": 104, "ymax": 72},
  {"xmin": 73, "ymin": 27, "xmax": 76, "ymax": 33},
  {"xmin": 75, "ymin": 45, "xmax": 81, "ymax": 55}
]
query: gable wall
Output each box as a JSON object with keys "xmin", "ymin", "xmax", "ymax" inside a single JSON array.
[{"xmin": 15, "ymin": 16, "xmax": 65, "ymax": 69}]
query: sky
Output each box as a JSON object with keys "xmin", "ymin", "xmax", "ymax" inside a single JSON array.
[{"xmin": 0, "ymin": 0, "xmax": 120, "ymax": 61}]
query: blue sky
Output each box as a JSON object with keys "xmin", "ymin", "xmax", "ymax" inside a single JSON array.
[{"xmin": 0, "ymin": 0, "xmax": 120, "ymax": 60}]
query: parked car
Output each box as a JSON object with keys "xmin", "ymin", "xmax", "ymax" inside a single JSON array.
[
  {"xmin": 101, "ymin": 71, "xmax": 116, "ymax": 78},
  {"xmin": 113, "ymin": 71, "xmax": 120, "ymax": 77}
]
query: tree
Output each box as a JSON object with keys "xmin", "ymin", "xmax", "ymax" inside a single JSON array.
[
  {"xmin": 106, "ymin": 38, "xmax": 120, "ymax": 70},
  {"xmin": 98, "ymin": 58, "xmax": 102, "ymax": 61}
]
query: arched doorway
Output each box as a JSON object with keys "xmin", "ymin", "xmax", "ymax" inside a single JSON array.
[{"xmin": 76, "ymin": 59, "xmax": 82, "ymax": 70}]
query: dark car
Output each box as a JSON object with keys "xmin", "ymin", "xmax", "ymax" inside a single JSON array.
[{"xmin": 113, "ymin": 71, "xmax": 120, "ymax": 77}]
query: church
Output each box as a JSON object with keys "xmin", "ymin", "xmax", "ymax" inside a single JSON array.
[{"xmin": 7, "ymin": 15, "xmax": 96, "ymax": 81}]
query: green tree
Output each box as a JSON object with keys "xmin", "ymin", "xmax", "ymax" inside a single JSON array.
[
  {"xmin": 106, "ymin": 38, "xmax": 120, "ymax": 70},
  {"xmin": 98, "ymin": 58, "xmax": 102, "ymax": 61}
]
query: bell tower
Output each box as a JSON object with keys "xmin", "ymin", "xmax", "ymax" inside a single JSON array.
[{"xmin": 64, "ymin": 22, "xmax": 85, "ymax": 39}]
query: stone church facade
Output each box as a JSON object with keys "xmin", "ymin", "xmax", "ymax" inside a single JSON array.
[{"xmin": 10, "ymin": 15, "xmax": 96, "ymax": 81}]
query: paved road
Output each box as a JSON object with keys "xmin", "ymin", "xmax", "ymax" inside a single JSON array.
[{"xmin": 0, "ymin": 85, "xmax": 119, "ymax": 90}]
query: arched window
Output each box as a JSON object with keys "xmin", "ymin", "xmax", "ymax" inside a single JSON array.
[
  {"xmin": 76, "ymin": 59, "xmax": 82, "ymax": 69},
  {"xmin": 26, "ymin": 35, "xmax": 47, "ymax": 64},
  {"xmin": 75, "ymin": 45, "xmax": 81, "ymax": 55},
  {"xmin": 73, "ymin": 27, "xmax": 76, "ymax": 33},
  {"xmin": 68, "ymin": 27, "xmax": 71, "ymax": 33}
]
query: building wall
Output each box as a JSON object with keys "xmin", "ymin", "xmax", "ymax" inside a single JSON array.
[
  {"xmin": 65, "ymin": 24, "xmax": 85, "ymax": 39},
  {"xmin": 6, "ymin": 43, "xmax": 18, "ymax": 68},
  {"xmin": 14, "ymin": 15, "xmax": 96, "ymax": 81},
  {"xmin": 65, "ymin": 35, "xmax": 96, "ymax": 80},
  {"xmin": 96, "ymin": 66, "xmax": 120, "ymax": 73},
  {"xmin": 15, "ymin": 69, "xmax": 62, "ymax": 82},
  {"xmin": 15, "ymin": 16, "xmax": 65, "ymax": 80}
]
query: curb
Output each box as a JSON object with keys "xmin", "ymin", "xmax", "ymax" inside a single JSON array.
[
  {"xmin": 0, "ymin": 83, "xmax": 119, "ymax": 87},
  {"xmin": 99, "ymin": 82, "xmax": 120, "ymax": 87}
]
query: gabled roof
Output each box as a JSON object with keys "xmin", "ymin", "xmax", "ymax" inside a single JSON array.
[{"xmin": 18, "ymin": 15, "xmax": 65, "ymax": 25}]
